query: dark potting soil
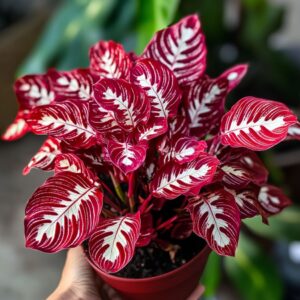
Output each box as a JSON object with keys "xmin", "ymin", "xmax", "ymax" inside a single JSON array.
[{"xmin": 115, "ymin": 234, "xmax": 206, "ymax": 279}]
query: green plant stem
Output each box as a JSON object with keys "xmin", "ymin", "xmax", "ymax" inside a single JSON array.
[
  {"xmin": 109, "ymin": 171, "xmax": 126, "ymax": 205},
  {"xmin": 127, "ymin": 172, "xmax": 135, "ymax": 213}
]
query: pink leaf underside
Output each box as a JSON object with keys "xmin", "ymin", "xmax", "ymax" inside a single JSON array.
[
  {"xmin": 106, "ymin": 140, "xmax": 147, "ymax": 174},
  {"xmin": 220, "ymin": 97, "xmax": 297, "ymax": 151},
  {"xmin": 23, "ymin": 137, "xmax": 61, "ymax": 175},
  {"xmin": 142, "ymin": 14, "xmax": 206, "ymax": 85},
  {"xmin": 287, "ymin": 122, "xmax": 300, "ymax": 140},
  {"xmin": 55, "ymin": 153, "xmax": 96, "ymax": 183},
  {"xmin": 189, "ymin": 189, "xmax": 240, "ymax": 256},
  {"xmin": 93, "ymin": 78, "xmax": 150, "ymax": 132},
  {"xmin": 1, "ymin": 110, "xmax": 30, "ymax": 141},
  {"xmin": 258, "ymin": 184, "xmax": 292, "ymax": 216},
  {"xmin": 27, "ymin": 101, "xmax": 97, "ymax": 148},
  {"xmin": 151, "ymin": 154, "xmax": 219, "ymax": 200},
  {"xmin": 25, "ymin": 172, "xmax": 103, "ymax": 253},
  {"xmin": 88, "ymin": 213, "xmax": 141, "ymax": 273},
  {"xmin": 48, "ymin": 68, "xmax": 97, "ymax": 102},
  {"xmin": 14, "ymin": 74, "xmax": 54, "ymax": 109},
  {"xmin": 160, "ymin": 136, "xmax": 207, "ymax": 164},
  {"xmin": 135, "ymin": 116, "xmax": 168, "ymax": 142},
  {"xmin": 185, "ymin": 76, "xmax": 228, "ymax": 138},
  {"xmin": 219, "ymin": 64, "xmax": 248, "ymax": 92},
  {"xmin": 130, "ymin": 58, "xmax": 182, "ymax": 119},
  {"xmin": 89, "ymin": 40, "xmax": 132, "ymax": 79},
  {"xmin": 225, "ymin": 187, "xmax": 260, "ymax": 219}
]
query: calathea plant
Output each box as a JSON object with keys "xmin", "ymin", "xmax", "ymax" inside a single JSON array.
[{"xmin": 3, "ymin": 15, "xmax": 299, "ymax": 274}]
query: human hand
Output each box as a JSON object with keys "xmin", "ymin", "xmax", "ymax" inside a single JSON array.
[{"xmin": 47, "ymin": 246, "xmax": 204, "ymax": 300}]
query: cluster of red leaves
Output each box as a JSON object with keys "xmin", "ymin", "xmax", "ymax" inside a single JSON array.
[{"xmin": 3, "ymin": 15, "xmax": 299, "ymax": 273}]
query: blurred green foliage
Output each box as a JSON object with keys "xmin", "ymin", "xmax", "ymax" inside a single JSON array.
[{"xmin": 224, "ymin": 233, "xmax": 283, "ymax": 300}]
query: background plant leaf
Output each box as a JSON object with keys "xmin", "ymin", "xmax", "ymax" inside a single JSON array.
[{"xmin": 224, "ymin": 233, "xmax": 283, "ymax": 300}]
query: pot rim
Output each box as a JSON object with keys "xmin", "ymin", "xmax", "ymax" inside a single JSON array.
[{"xmin": 88, "ymin": 244, "xmax": 211, "ymax": 283}]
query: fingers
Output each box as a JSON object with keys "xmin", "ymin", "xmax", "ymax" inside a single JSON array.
[{"xmin": 186, "ymin": 284, "xmax": 205, "ymax": 300}]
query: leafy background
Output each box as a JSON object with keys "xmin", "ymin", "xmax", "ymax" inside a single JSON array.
[{"xmin": 0, "ymin": 0, "xmax": 299, "ymax": 299}]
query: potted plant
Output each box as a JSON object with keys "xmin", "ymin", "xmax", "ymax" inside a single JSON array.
[{"xmin": 2, "ymin": 14, "xmax": 299, "ymax": 300}]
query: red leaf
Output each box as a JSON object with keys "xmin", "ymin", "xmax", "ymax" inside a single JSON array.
[
  {"xmin": 160, "ymin": 136, "xmax": 207, "ymax": 164},
  {"xmin": 173, "ymin": 137, "xmax": 207, "ymax": 164},
  {"xmin": 287, "ymin": 122, "xmax": 300, "ymax": 140},
  {"xmin": 220, "ymin": 97, "xmax": 297, "ymax": 150},
  {"xmin": 23, "ymin": 137, "xmax": 61, "ymax": 175},
  {"xmin": 142, "ymin": 15, "xmax": 206, "ymax": 85},
  {"xmin": 89, "ymin": 101, "xmax": 120, "ymax": 134},
  {"xmin": 258, "ymin": 184, "xmax": 292, "ymax": 217},
  {"xmin": 93, "ymin": 78, "xmax": 150, "ymax": 132},
  {"xmin": 107, "ymin": 140, "xmax": 147, "ymax": 174},
  {"xmin": 25, "ymin": 172, "xmax": 103, "ymax": 253},
  {"xmin": 88, "ymin": 213, "xmax": 141, "ymax": 273},
  {"xmin": 55, "ymin": 153, "xmax": 97, "ymax": 183},
  {"xmin": 89, "ymin": 41, "xmax": 131, "ymax": 79},
  {"xmin": 219, "ymin": 64, "xmax": 248, "ymax": 92},
  {"xmin": 151, "ymin": 154, "xmax": 219, "ymax": 200},
  {"xmin": 1, "ymin": 110, "xmax": 30, "ymax": 141},
  {"xmin": 169, "ymin": 113, "xmax": 190, "ymax": 137},
  {"xmin": 131, "ymin": 58, "xmax": 182, "ymax": 119},
  {"xmin": 48, "ymin": 68, "xmax": 97, "ymax": 102},
  {"xmin": 135, "ymin": 116, "xmax": 168, "ymax": 142},
  {"xmin": 225, "ymin": 187, "xmax": 260, "ymax": 219},
  {"xmin": 185, "ymin": 76, "xmax": 228, "ymax": 137},
  {"xmin": 221, "ymin": 163, "xmax": 252, "ymax": 189},
  {"xmin": 188, "ymin": 189, "xmax": 240, "ymax": 256},
  {"xmin": 14, "ymin": 74, "xmax": 54, "ymax": 109},
  {"xmin": 27, "ymin": 101, "xmax": 97, "ymax": 148}
]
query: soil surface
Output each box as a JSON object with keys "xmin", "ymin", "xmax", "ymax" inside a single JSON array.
[{"xmin": 115, "ymin": 235, "xmax": 206, "ymax": 278}]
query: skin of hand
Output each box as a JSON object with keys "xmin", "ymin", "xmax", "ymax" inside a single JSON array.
[{"xmin": 47, "ymin": 246, "xmax": 204, "ymax": 300}]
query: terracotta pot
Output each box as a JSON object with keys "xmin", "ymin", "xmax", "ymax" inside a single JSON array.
[{"xmin": 89, "ymin": 245, "xmax": 211, "ymax": 300}]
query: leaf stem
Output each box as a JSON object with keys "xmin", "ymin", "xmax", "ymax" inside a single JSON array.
[
  {"xmin": 127, "ymin": 172, "xmax": 136, "ymax": 212},
  {"xmin": 156, "ymin": 215, "xmax": 178, "ymax": 230},
  {"xmin": 109, "ymin": 171, "xmax": 126, "ymax": 205},
  {"xmin": 139, "ymin": 194, "xmax": 152, "ymax": 213}
]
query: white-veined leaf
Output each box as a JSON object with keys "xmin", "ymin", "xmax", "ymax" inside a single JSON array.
[
  {"xmin": 220, "ymin": 97, "xmax": 297, "ymax": 151},
  {"xmin": 142, "ymin": 14, "xmax": 206, "ymax": 85},
  {"xmin": 25, "ymin": 172, "xmax": 103, "ymax": 253},
  {"xmin": 23, "ymin": 137, "xmax": 61, "ymax": 175},
  {"xmin": 93, "ymin": 78, "xmax": 150, "ymax": 132},
  {"xmin": 48, "ymin": 68, "xmax": 97, "ymax": 102},
  {"xmin": 55, "ymin": 153, "xmax": 97, "ymax": 183},
  {"xmin": 225, "ymin": 187, "xmax": 260, "ymax": 219},
  {"xmin": 185, "ymin": 76, "xmax": 228, "ymax": 137},
  {"xmin": 1, "ymin": 110, "xmax": 30, "ymax": 141},
  {"xmin": 131, "ymin": 58, "xmax": 182, "ymax": 119},
  {"xmin": 219, "ymin": 64, "xmax": 248, "ymax": 92},
  {"xmin": 88, "ymin": 213, "xmax": 141, "ymax": 273},
  {"xmin": 258, "ymin": 184, "xmax": 291, "ymax": 217},
  {"xmin": 188, "ymin": 189, "xmax": 240, "ymax": 256},
  {"xmin": 107, "ymin": 140, "xmax": 147, "ymax": 174},
  {"xmin": 14, "ymin": 74, "xmax": 54, "ymax": 109},
  {"xmin": 89, "ymin": 41, "xmax": 132, "ymax": 79},
  {"xmin": 151, "ymin": 154, "xmax": 219, "ymax": 199},
  {"xmin": 27, "ymin": 101, "xmax": 97, "ymax": 148}
]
